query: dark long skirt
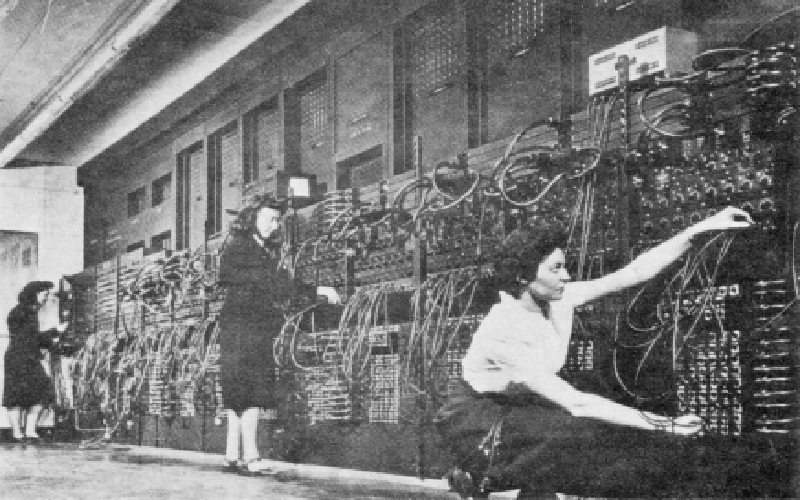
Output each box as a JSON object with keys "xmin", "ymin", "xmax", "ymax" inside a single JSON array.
[
  {"xmin": 435, "ymin": 374, "xmax": 796, "ymax": 498},
  {"xmin": 3, "ymin": 352, "xmax": 55, "ymax": 408},
  {"xmin": 217, "ymin": 288, "xmax": 284, "ymax": 415}
]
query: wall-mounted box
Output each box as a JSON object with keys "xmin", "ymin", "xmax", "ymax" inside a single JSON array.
[{"xmin": 589, "ymin": 26, "xmax": 698, "ymax": 95}]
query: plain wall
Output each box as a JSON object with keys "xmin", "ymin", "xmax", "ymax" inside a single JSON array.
[{"xmin": 0, "ymin": 165, "xmax": 84, "ymax": 428}]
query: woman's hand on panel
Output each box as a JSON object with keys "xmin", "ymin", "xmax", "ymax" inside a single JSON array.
[
  {"xmin": 316, "ymin": 286, "xmax": 341, "ymax": 305},
  {"xmin": 648, "ymin": 413, "xmax": 702, "ymax": 436},
  {"xmin": 691, "ymin": 206, "xmax": 754, "ymax": 235}
]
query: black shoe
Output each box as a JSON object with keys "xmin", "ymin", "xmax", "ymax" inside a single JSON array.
[
  {"xmin": 445, "ymin": 466, "xmax": 489, "ymax": 499},
  {"xmin": 222, "ymin": 459, "xmax": 240, "ymax": 473}
]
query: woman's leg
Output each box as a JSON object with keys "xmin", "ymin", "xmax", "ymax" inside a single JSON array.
[
  {"xmin": 6, "ymin": 407, "xmax": 23, "ymax": 439},
  {"xmin": 25, "ymin": 405, "xmax": 42, "ymax": 438},
  {"xmin": 241, "ymin": 407, "xmax": 260, "ymax": 461},
  {"xmin": 241, "ymin": 407, "xmax": 271, "ymax": 473},
  {"xmin": 225, "ymin": 409, "xmax": 241, "ymax": 464}
]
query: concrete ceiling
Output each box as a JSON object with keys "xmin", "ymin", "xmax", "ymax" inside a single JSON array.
[
  {"xmin": 3, "ymin": 0, "xmax": 795, "ymax": 171},
  {"xmin": 0, "ymin": 0, "xmax": 131, "ymax": 150},
  {"xmin": 0, "ymin": 0, "xmax": 310, "ymax": 169}
]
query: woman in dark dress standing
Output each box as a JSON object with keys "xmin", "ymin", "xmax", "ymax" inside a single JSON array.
[
  {"xmin": 218, "ymin": 195, "xmax": 337, "ymax": 474},
  {"xmin": 3, "ymin": 280, "xmax": 68, "ymax": 441}
]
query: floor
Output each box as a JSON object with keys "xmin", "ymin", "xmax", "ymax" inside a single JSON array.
[{"xmin": 0, "ymin": 440, "xmax": 465, "ymax": 499}]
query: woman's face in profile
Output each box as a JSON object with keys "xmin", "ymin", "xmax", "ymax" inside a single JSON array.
[
  {"xmin": 35, "ymin": 290, "xmax": 50, "ymax": 308},
  {"xmin": 255, "ymin": 206, "xmax": 282, "ymax": 240},
  {"xmin": 527, "ymin": 248, "xmax": 570, "ymax": 301}
]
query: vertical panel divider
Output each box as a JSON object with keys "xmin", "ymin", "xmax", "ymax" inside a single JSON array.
[{"xmin": 412, "ymin": 134, "xmax": 430, "ymax": 479}]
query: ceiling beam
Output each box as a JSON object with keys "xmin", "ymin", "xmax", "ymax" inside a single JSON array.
[
  {"xmin": 25, "ymin": 0, "xmax": 312, "ymax": 168},
  {"xmin": 174, "ymin": 2, "xmax": 250, "ymax": 34},
  {"xmin": 0, "ymin": 0, "xmax": 182, "ymax": 168}
]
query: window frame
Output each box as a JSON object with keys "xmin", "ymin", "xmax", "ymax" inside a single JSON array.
[
  {"xmin": 127, "ymin": 186, "xmax": 146, "ymax": 218},
  {"xmin": 151, "ymin": 173, "xmax": 172, "ymax": 208}
]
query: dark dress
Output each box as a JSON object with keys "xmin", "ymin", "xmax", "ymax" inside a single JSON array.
[
  {"xmin": 3, "ymin": 304, "xmax": 57, "ymax": 408},
  {"xmin": 436, "ymin": 372, "xmax": 796, "ymax": 498},
  {"xmin": 217, "ymin": 234, "xmax": 313, "ymax": 414}
]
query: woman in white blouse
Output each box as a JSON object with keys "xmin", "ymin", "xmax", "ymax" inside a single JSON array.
[{"xmin": 437, "ymin": 206, "xmax": 793, "ymax": 498}]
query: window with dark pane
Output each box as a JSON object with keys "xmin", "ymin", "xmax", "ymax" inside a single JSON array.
[
  {"xmin": 474, "ymin": 0, "xmax": 567, "ymax": 144},
  {"xmin": 151, "ymin": 230, "xmax": 172, "ymax": 252},
  {"xmin": 243, "ymin": 97, "xmax": 280, "ymax": 185},
  {"xmin": 283, "ymin": 69, "xmax": 331, "ymax": 183},
  {"xmin": 1, "ymin": 232, "xmax": 38, "ymax": 274},
  {"xmin": 21, "ymin": 247, "xmax": 32, "ymax": 268},
  {"xmin": 207, "ymin": 121, "xmax": 239, "ymax": 237},
  {"xmin": 152, "ymin": 173, "xmax": 172, "ymax": 207},
  {"xmin": 126, "ymin": 241, "xmax": 145, "ymax": 253},
  {"xmin": 406, "ymin": 0, "xmax": 465, "ymax": 99},
  {"xmin": 336, "ymin": 145, "xmax": 384, "ymax": 190},
  {"xmin": 484, "ymin": 0, "xmax": 548, "ymax": 60},
  {"xmin": 127, "ymin": 186, "xmax": 146, "ymax": 217},
  {"xmin": 175, "ymin": 143, "xmax": 201, "ymax": 251},
  {"xmin": 300, "ymin": 73, "xmax": 329, "ymax": 152},
  {"xmin": 336, "ymin": 33, "xmax": 391, "ymax": 160},
  {"xmin": 394, "ymin": 0, "xmax": 468, "ymax": 174}
]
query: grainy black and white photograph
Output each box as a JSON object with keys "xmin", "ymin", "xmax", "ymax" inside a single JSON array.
[{"xmin": 0, "ymin": 0, "xmax": 797, "ymax": 498}]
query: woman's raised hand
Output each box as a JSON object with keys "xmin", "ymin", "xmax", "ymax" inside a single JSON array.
[{"xmin": 692, "ymin": 206, "xmax": 754, "ymax": 234}]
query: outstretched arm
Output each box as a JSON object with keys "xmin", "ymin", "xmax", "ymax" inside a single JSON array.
[
  {"xmin": 565, "ymin": 206, "xmax": 753, "ymax": 306},
  {"xmin": 464, "ymin": 318, "xmax": 701, "ymax": 434},
  {"xmin": 509, "ymin": 366, "xmax": 701, "ymax": 434}
]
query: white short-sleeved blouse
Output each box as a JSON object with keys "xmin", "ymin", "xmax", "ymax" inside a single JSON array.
[
  {"xmin": 461, "ymin": 289, "xmax": 580, "ymax": 393},
  {"xmin": 461, "ymin": 241, "xmax": 679, "ymax": 394}
]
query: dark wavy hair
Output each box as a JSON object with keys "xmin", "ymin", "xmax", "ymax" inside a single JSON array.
[
  {"xmin": 18, "ymin": 280, "xmax": 54, "ymax": 307},
  {"xmin": 228, "ymin": 194, "xmax": 286, "ymax": 237},
  {"xmin": 484, "ymin": 226, "xmax": 569, "ymax": 299}
]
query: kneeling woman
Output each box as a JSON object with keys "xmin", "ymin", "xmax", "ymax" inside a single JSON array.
[{"xmin": 437, "ymin": 206, "xmax": 793, "ymax": 498}]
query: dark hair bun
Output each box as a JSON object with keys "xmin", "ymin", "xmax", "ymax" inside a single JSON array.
[
  {"xmin": 18, "ymin": 280, "xmax": 55, "ymax": 306},
  {"xmin": 229, "ymin": 194, "xmax": 286, "ymax": 235}
]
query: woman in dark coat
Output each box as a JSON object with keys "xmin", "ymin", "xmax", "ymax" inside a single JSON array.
[
  {"xmin": 3, "ymin": 280, "xmax": 68, "ymax": 441},
  {"xmin": 436, "ymin": 206, "xmax": 795, "ymax": 498},
  {"xmin": 218, "ymin": 194, "xmax": 335, "ymax": 474}
]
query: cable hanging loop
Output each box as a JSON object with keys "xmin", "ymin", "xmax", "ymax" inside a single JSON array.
[{"xmin": 428, "ymin": 160, "xmax": 481, "ymax": 211}]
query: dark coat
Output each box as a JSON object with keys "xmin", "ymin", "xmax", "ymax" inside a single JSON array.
[
  {"xmin": 3, "ymin": 304, "xmax": 57, "ymax": 408},
  {"xmin": 217, "ymin": 234, "xmax": 313, "ymax": 414}
]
